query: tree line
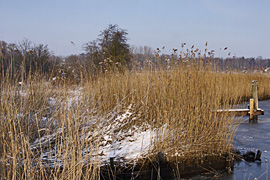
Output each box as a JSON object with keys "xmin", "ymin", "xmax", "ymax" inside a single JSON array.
[
  {"xmin": 0, "ymin": 39, "xmax": 59, "ymax": 80},
  {"xmin": 1, "ymin": 24, "xmax": 270, "ymax": 81}
]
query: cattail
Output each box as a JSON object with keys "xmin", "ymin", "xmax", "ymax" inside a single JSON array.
[
  {"xmin": 181, "ymin": 43, "xmax": 186, "ymax": 48},
  {"xmin": 29, "ymin": 49, "xmax": 34, "ymax": 54}
]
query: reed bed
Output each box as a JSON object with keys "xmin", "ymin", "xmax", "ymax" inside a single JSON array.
[{"xmin": 1, "ymin": 60, "xmax": 270, "ymax": 179}]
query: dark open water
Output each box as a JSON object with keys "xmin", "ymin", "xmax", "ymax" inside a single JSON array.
[
  {"xmin": 222, "ymin": 100, "xmax": 270, "ymax": 179},
  {"xmin": 185, "ymin": 100, "xmax": 270, "ymax": 180}
]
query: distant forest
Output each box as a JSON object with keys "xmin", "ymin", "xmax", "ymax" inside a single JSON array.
[
  {"xmin": 2, "ymin": 24, "xmax": 270, "ymax": 80},
  {"xmin": 1, "ymin": 39, "xmax": 270, "ymax": 80}
]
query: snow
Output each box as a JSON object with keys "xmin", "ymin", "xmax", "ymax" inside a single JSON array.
[
  {"xmin": 95, "ymin": 104, "xmax": 156, "ymax": 163},
  {"xmin": 66, "ymin": 87, "xmax": 84, "ymax": 108},
  {"xmin": 11, "ymin": 87, "xmax": 183, "ymax": 168},
  {"xmin": 46, "ymin": 87, "xmax": 84, "ymax": 108},
  {"xmin": 98, "ymin": 127, "xmax": 154, "ymax": 162},
  {"xmin": 28, "ymin": 102, "xmax": 160, "ymax": 167},
  {"xmin": 4, "ymin": 86, "xmax": 164, "ymax": 168},
  {"xmin": 216, "ymin": 109, "xmax": 249, "ymax": 112}
]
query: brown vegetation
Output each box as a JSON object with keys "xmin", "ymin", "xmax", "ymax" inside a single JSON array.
[{"xmin": 1, "ymin": 51, "xmax": 270, "ymax": 179}]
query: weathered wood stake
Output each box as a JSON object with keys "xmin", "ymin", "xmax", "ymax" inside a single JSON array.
[
  {"xmin": 110, "ymin": 157, "xmax": 115, "ymax": 169},
  {"xmin": 251, "ymin": 80, "xmax": 258, "ymax": 121}
]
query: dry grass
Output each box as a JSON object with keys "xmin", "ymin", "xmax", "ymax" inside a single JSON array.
[{"xmin": 1, "ymin": 57, "xmax": 270, "ymax": 179}]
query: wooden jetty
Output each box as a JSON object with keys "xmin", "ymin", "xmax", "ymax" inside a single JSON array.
[
  {"xmin": 216, "ymin": 108, "xmax": 264, "ymax": 117},
  {"xmin": 217, "ymin": 80, "xmax": 264, "ymax": 122}
]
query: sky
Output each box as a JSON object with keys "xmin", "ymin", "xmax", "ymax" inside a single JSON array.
[{"xmin": 1, "ymin": 0, "xmax": 270, "ymax": 58}]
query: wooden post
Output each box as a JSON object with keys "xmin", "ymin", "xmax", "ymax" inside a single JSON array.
[
  {"xmin": 252, "ymin": 80, "xmax": 259, "ymax": 110},
  {"xmin": 252, "ymin": 80, "xmax": 258, "ymax": 121},
  {"xmin": 110, "ymin": 157, "xmax": 114, "ymax": 169},
  {"xmin": 249, "ymin": 98, "xmax": 254, "ymax": 120}
]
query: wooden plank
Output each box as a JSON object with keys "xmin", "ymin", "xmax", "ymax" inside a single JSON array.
[{"xmin": 216, "ymin": 109, "xmax": 264, "ymax": 117}]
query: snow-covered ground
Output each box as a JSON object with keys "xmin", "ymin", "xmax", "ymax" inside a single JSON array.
[{"xmin": 29, "ymin": 97, "xmax": 159, "ymax": 168}]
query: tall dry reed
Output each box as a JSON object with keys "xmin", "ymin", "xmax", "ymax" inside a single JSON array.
[{"xmin": 1, "ymin": 57, "xmax": 270, "ymax": 179}]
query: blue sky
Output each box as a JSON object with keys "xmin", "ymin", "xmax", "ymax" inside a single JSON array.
[{"xmin": 1, "ymin": 0, "xmax": 270, "ymax": 58}]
